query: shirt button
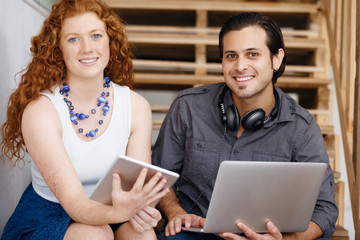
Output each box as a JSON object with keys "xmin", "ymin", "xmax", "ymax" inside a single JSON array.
[{"xmin": 234, "ymin": 150, "xmax": 239, "ymax": 155}]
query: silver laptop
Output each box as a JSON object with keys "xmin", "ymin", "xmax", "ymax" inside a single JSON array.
[{"xmin": 182, "ymin": 161, "xmax": 327, "ymax": 233}]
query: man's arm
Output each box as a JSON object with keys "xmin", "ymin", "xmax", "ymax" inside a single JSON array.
[
  {"xmin": 157, "ymin": 188, "xmax": 205, "ymax": 236},
  {"xmin": 157, "ymin": 188, "xmax": 187, "ymax": 221},
  {"xmin": 283, "ymin": 221, "xmax": 323, "ymax": 240},
  {"xmin": 293, "ymin": 117, "xmax": 338, "ymax": 237}
]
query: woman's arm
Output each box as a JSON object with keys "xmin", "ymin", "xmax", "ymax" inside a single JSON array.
[
  {"xmin": 22, "ymin": 96, "xmax": 166, "ymax": 225},
  {"xmin": 125, "ymin": 90, "xmax": 152, "ymax": 163},
  {"xmin": 125, "ymin": 90, "xmax": 167, "ymax": 232}
]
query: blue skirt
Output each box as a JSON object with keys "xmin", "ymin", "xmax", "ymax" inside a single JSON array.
[{"xmin": 1, "ymin": 183, "xmax": 72, "ymax": 240}]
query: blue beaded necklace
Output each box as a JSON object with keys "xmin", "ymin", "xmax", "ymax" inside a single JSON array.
[{"xmin": 59, "ymin": 77, "xmax": 111, "ymax": 137}]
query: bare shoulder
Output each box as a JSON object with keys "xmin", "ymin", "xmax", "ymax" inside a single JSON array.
[
  {"xmin": 129, "ymin": 90, "xmax": 151, "ymax": 113},
  {"xmin": 23, "ymin": 95, "xmax": 53, "ymax": 118},
  {"xmin": 22, "ymin": 95, "xmax": 62, "ymax": 136}
]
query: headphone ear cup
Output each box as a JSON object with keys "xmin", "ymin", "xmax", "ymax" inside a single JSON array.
[
  {"xmin": 241, "ymin": 108, "xmax": 265, "ymax": 130},
  {"xmin": 225, "ymin": 105, "xmax": 240, "ymax": 131}
]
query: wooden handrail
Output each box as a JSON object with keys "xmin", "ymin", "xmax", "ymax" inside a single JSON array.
[{"xmin": 323, "ymin": 0, "xmax": 359, "ymax": 238}]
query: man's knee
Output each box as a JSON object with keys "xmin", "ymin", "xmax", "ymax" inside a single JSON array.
[{"xmin": 157, "ymin": 231, "xmax": 203, "ymax": 240}]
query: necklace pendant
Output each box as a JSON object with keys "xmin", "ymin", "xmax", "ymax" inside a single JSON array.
[
  {"xmin": 103, "ymin": 104, "xmax": 110, "ymax": 112},
  {"xmin": 78, "ymin": 113, "xmax": 87, "ymax": 120},
  {"xmin": 70, "ymin": 115, "xmax": 78, "ymax": 122},
  {"xmin": 98, "ymin": 96, "xmax": 106, "ymax": 103},
  {"xmin": 88, "ymin": 130, "xmax": 96, "ymax": 137},
  {"xmin": 61, "ymin": 77, "xmax": 111, "ymax": 138},
  {"xmin": 87, "ymin": 129, "xmax": 98, "ymax": 138}
]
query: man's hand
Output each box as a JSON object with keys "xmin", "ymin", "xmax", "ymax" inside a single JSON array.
[
  {"xmin": 165, "ymin": 213, "xmax": 205, "ymax": 236},
  {"xmin": 220, "ymin": 221, "xmax": 282, "ymax": 240}
]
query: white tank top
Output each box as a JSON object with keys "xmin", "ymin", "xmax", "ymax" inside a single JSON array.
[{"xmin": 31, "ymin": 82, "xmax": 131, "ymax": 203}]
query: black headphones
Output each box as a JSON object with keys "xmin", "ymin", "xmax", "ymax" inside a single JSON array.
[{"xmin": 218, "ymin": 85, "xmax": 280, "ymax": 131}]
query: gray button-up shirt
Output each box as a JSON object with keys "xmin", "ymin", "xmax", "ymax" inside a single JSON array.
[{"xmin": 152, "ymin": 83, "xmax": 338, "ymax": 238}]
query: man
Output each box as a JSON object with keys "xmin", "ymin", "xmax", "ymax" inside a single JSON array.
[{"xmin": 152, "ymin": 12, "xmax": 338, "ymax": 240}]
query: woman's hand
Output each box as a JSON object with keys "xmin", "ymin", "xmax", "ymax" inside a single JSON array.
[
  {"xmin": 129, "ymin": 206, "xmax": 162, "ymax": 232},
  {"xmin": 110, "ymin": 168, "xmax": 169, "ymax": 222}
]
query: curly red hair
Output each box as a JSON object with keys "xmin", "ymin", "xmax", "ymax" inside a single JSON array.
[{"xmin": 1, "ymin": 0, "xmax": 134, "ymax": 167}]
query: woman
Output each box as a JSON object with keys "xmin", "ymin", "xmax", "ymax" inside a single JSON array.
[{"xmin": 0, "ymin": 0, "xmax": 168, "ymax": 239}]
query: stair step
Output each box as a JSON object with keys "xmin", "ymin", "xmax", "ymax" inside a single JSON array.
[{"xmin": 330, "ymin": 225, "xmax": 349, "ymax": 240}]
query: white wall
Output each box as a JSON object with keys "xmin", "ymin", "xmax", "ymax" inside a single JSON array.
[
  {"xmin": 0, "ymin": 0, "xmax": 355, "ymax": 238},
  {"xmin": 0, "ymin": 0, "xmax": 45, "ymax": 236}
]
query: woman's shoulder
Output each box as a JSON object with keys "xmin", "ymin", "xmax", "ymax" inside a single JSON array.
[
  {"xmin": 129, "ymin": 89, "xmax": 151, "ymax": 112},
  {"xmin": 22, "ymin": 94, "xmax": 61, "ymax": 135},
  {"xmin": 24, "ymin": 94, "xmax": 54, "ymax": 114}
]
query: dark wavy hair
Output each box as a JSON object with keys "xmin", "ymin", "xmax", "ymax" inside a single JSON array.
[
  {"xmin": 1, "ymin": 0, "xmax": 134, "ymax": 167},
  {"xmin": 219, "ymin": 12, "xmax": 286, "ymax": 84}
]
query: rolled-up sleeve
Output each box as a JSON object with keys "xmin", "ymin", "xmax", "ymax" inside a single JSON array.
[{"xmin": 293, "ymin": 117, "xmax": 338, "ymax": 238}]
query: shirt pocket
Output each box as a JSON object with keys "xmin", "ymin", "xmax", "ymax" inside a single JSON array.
[{"xmin": 183, "ymin": 138, "xmax": 219, "ymax": 183}]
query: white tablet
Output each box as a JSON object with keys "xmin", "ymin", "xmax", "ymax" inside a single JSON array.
[{"xmin": 90, "ymin": 155, "xmax": 179, "ymax": 206}]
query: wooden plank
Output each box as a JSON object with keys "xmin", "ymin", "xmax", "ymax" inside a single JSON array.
[
  {"xmin": 128, "ymin": 32, "xmax": 218, "ymax": 45},
  {"xmin": 330, "ymin": 225, "xmax": 349, "ymax": 240},
  {"xmin": 134, "ymin": 72, "xmax": 223, "ymax": 85},
  {"xmin": 308, "ymin": 109, "xmax": 331, "ymax": 115},
  {"xmin": 324, "ymin": 133, "xmax": 340, "ymax": 173},
  {"xmin": 355, "ymin": 0, "xmax": 360, "ymax": 237},
  {"xmin": 319, "ymin": 124, "xmax": 335, "ymax": 135},
  {"xmin": 151, "ymin": 105, "xmax": 169, "ymax": 112},
  {"xmin": 127, "ymin": 32, "xmax": 325, "ymax": 48},
  {"xmin": 133, "ymin": 59, "xmax": 325, "ymax": 73},
  {"xmin": 133, "ymin": 73, "xmax": 332, "ymax": 86},
  {"xmin": 125, "ymin": 25, "xmax": 318, "ymax": 38},
  {"xmin": 277, "ymin": 77, "xmax": 332, "ymax": 88},
  {"xmin": 314, "ymin": 16, "xmax": 330, "ymax": 78},
  {"xmin": 343, "ymin": 0, "xmax": 356, "ymax": 134},
  {"xmin": 324, "ymin": 0, "xmax": 356, "ymax": 200},
  {"xmin": 324, "ymin": 0, "xmax": 357, "ymax": 237},
  {"xmin": 106, "ymin": 0, "xmax": 320, "ymax": 13},
  {"xmin": 195, "ymin": 10, "xmax": 207, "ymax": 75},
  {"xmin": 316, "ymin": 87, "xmax": 333, "ymax": 125},
  {"xmin": 335, "ymin": 181, "xmax": 345, "ymax": 226},
  {"xmin": 152, "ymin": 118, "xmax": 164, "ymax": 129}
]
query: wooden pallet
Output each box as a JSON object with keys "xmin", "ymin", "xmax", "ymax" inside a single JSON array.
[
  {"xmin": 106, "ymin": 0, "xmax": 333, "ymax": 126},
  {"xmin": 106, "ymin": 0, "xmax": 327, "ymax": 82},
  {"xmin": 106, "ymin": 0, "xmax": 347, "ymax": 237}
]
